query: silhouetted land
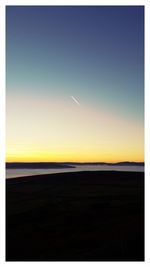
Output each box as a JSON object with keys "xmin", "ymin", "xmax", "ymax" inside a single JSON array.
[
  {"xmin": 6, "ymin": 161, "xmax": 144, "ymax": 168},
  {"xmin": 6, "ymin": 162, "xmax": 75, "ymax": 169},
  {"xmin": 6, "ymin": 171, "xmax": 144, "ymax": 261}
]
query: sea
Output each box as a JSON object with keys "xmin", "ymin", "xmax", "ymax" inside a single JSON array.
[{"xmin": 6, "ymin": 165, "xmax": 144, "ymax": 179}]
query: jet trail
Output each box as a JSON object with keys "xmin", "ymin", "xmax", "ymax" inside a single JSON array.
[{"xmin": 70, "ymin": 96, "xmax": 80, "ymax": 106}]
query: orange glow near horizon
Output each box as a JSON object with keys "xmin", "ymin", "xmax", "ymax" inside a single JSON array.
[
  {"xmin": 6, "ymin": 154, "xmax": 144, "ymax": 164},
  {"xmin": 6, "ymin": 93, "xmax": 144, "ymax": 163}
]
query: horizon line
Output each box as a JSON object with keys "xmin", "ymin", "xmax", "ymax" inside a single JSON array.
[{"xmin": 6, "ymin": 161, "xmax": 144, "ymax": 164}]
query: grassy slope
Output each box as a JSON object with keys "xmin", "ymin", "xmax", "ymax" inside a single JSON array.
[{"xmin": 6, "ymin": 171, "xmax": 144, "ymax": 261}]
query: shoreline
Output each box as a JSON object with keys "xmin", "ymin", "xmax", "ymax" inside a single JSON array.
[{"xmin": 6, "ymin": 167, "xmax": 144, "ymax": 179}]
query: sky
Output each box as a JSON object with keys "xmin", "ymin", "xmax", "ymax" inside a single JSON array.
[{"xmin": 6, "ymin": 6, "xmax": 144, "ymax": 163}]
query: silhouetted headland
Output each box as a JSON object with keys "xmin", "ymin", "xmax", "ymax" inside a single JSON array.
[{"xmin": 6, "ymin": 162, "xmax": 75, "ymax": 169}]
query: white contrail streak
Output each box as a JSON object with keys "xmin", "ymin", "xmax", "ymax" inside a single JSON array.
[{"xmin": 70, "ymin": 95, "xmax": 80, "ymax": 106}]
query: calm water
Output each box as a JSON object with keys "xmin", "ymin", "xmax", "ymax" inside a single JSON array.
[{"xmin": 6, "ymin": 165, "xmax": 144, "ymax": 179}]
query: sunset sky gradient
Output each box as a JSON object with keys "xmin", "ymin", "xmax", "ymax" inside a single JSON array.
[{"xmin": 6, "ymin": 6, "xmax": 144, "ymax": 162}]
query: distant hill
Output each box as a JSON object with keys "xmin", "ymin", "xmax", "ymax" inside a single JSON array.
[
  {"xmin": 109, "ymin": 162, "xmax": 144, "ymax": 166},
  {"xmin": 65, "ymin": 162, "xmax": 144, "ymax": 166},
  {"xmin": 6, "ymin": 161, "xmax": 144, "ymax": 169}
]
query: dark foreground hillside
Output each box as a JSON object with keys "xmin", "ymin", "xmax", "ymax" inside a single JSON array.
[{"xmin": 6, "ymin": 171, "xmax": 144, "ymax": 261}]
